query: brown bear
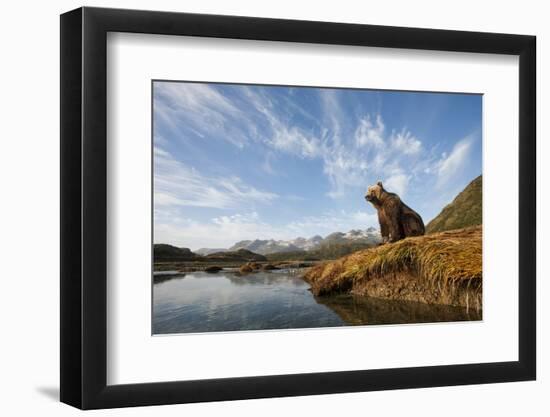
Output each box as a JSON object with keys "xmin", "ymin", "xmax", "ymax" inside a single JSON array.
[{"xmin": 365, "ymin": 181, "xmax": 425, "ymax": 243}]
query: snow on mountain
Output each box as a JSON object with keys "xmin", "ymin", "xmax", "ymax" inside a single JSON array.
[
  {"xmin": 343, "ymin": 228, "xmax": 381, "ymax": 240},
  {"xmin": 220, "ymin": 228, "xmax": 381, "ymax": 255},
  {"xmin": 228, "ymin": 239, "xmax": 302, "ymax": 255},
  {"xmin": 290, "ymin": 235, "xmax": 324, "ymax": 251}
]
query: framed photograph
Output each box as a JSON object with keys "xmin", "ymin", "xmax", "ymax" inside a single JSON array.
[{"xmin": 60, "ymin": 7, "xmax": 536, "ymax": 409}]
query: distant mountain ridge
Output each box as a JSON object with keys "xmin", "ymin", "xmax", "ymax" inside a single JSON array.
[
  {"xmin": 156, "ymin": 227, "xmax": 382, "ymax": 262},
  {"xmin": 226, "ymin": 227, "xmax": 381, "ymax": 255},
  {"xmin": 426, "ymin": 175, "xmax": 482, "ymax": 233},
  {"xmin": 195, "ymin": 248, "xmax": 227, "ymax": 256}
]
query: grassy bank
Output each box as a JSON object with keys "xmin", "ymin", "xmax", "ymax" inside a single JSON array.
[{"xmin": 303, "ymin": 226, "xmax": 482, "ymax": 310}]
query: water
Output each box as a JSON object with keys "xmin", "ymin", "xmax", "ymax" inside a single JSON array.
[{"xmin": 153, "ymin": 270, "xmax": 481, "ymax": 335}]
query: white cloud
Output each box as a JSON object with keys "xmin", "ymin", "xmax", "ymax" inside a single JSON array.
[
  {"xmin": 319, "ymin": 89, "xmax": 344, "ymax": 145},
  {"xmin": 277, "ymin": 107, "xmax": 421, "ymax": 198},
  {"xmin": 323, "ymin": 150, "xmax": 368, "ymax": 198},
  {"xmin": 316, "ymin": 93, "xmax": 421, "ymax": 198},
  {"xmin": 435, "ymin": 135, "xmax": 473, "ymax": 188},
  {"xmin": 355, "ymin": 114, "xmax": 385, "ymax": 148},
  {"xmin": 261, "ymin": 151, "xmax": 276, "ymax": 175},
  {"xmin": 154, "ymin": 147, "xmax": 277, "ymax": 209},
  {"xmin": 390, "ymin": 128, "xmax": 422, "ymax": 155},
  {"xmin": 269, "ymin": 125, "xmax": 322, "ymax": 158},
  {"xmin": 384, "ymin": 172, "xmax": 411, "ymax": 196}
]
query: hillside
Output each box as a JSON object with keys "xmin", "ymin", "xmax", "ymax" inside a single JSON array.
[
  {"xmin": 153, "ymin": 244, "xmax": 202, "ymax": 262},
  {"xmin": 426, "ymin": 175, "xmax": 482, "ymax": 233},
  {"xmin": 303, "ymin": 226, "xmax": 482, "ymax": 310},
  {"xmin": 205, "ymin": 249, "xmax": 267, "ymax": 262}
]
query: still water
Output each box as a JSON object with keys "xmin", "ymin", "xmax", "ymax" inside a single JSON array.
[{"xmin": 153, "ymin": 270, "xmax": 480, "ymax": 334}]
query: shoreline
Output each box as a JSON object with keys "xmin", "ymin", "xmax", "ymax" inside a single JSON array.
[
  {"xmin": 154, "ymin": 260, "xmax": 320, "ymax": 273},
  {"xmin": 153, "ymin": 261, "xmax": 318, "ymax": 282},
  {"xmin": 303, "ymin": 226, "xmax": 482, "ymax": 311}
]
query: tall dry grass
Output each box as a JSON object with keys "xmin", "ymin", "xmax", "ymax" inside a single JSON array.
[{"xmin": 304, "ymin": 226, "xmax": 482, "ymax": 309}]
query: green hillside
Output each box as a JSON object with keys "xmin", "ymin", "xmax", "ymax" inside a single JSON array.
[{"xmin": 426, "ymin": 175, "xmax": 482, "ymax": 234}]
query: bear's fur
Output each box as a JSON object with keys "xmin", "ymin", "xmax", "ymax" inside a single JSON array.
[{"xmin": 365, "ymin": 181, "xmax": 425, "ymax": 243}]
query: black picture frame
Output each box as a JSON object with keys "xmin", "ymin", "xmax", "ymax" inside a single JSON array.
[{"xmin": 60, "ymin": 6, "xmax": 536, "ymax": 410}]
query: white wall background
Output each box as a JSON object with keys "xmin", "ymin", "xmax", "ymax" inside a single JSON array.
[{"xmin": 0, "ymin": 0, "xmax": 545, "ymax": 415}]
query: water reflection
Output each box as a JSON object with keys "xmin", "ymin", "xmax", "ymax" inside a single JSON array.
[
  {"xmin": 314, "ymin": 294, "xmax": 481, "ymax": 326},
  {"xmin": 153, "ymin": 271, "xmax": 481, "ymax": 335},
  {"xmin": 224, "ymin": 270, "xmax": 307, "ymax": 286},
  {"xmin": 153, "ymin": 271, "xmax": 345, "ymax": 334},
  {"xmin": 153, "ymin": 271, "xmax": 186, "ymax": 284}
]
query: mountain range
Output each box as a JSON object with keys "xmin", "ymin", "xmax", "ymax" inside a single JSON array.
[{"xmin": 196, "ymin": 227, "xmax": 381, "ymax": 256}]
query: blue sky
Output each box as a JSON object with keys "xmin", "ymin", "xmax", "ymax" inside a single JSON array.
[{"xmin": 153, "ymin": 81, "xmax": 482, "ymax": 250}]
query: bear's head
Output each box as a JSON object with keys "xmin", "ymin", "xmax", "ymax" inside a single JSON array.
[{"xmin": 365, "ymin": 181, "xmax": 385, "ymax": 204}]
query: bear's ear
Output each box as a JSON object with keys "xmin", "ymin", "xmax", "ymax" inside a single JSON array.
[{"xmin": 377, "ymin": 181, "xmax": 383, "ymax": 187}]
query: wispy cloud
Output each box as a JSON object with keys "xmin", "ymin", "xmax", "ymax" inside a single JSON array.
[
  {"xmin": 155, "ymin": 82, "xmax": 241, "ymax": 120},
  {"xmin": 154, "ymin": 82, "xmax": 248, "ymax": 148},
  {"xmin": 390, "ymin": 128, "xmax": 422, "ymax": 155},
  {"xmin": 155, "ymin": 82, "xmax": 435, "ymax": 199},
  {"xmin": 434, "ymin": 135, "xmax": 474, "ymax": 188},
  {"xmin": 244, "ymin": 87, "xmax": 373, "ymax": 198},
  {"xmin": 154, "ymin": 147, "xmax": 277, "ymax": 209},
  {"xmin": 242, "ymin": 86, "xmax": 323, "ymax": 158},
  {"xmin": 384, "ymin": 172, "xmax": 411, "ymax": 196},
  {"xmin": 323, "ymin": 151, "xmax": 368, "ymax": 198},
  {"xmin": 269, "ymin": 124, "xmax": 322, "ymax": 158},
  {"xmin": 355, "ymin": 114, "xmax": 385, "ymax": 148}
]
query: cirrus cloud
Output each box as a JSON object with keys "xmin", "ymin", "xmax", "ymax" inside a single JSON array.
[
  {"xmin": 154, "ymin": 147, "xmax": 278, "ymax": 210},
  {"xmin": 435, "ymin": 134, "xmax": 474, "ymax": 188}
]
